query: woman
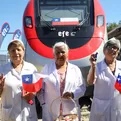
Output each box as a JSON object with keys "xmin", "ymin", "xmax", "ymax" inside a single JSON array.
[
  {"xmin": 37, "ymin": 42, "xmax": 86, "ymax": 121},
  {"xmin": 88, "ymin": 38, "xmax": 121, "ymax": 121},
  {"xmin": 0, "ymin": 39, "xmax": 38, "ymax": 121}
]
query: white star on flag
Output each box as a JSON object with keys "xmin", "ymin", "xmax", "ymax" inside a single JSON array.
[
  {"xmin": 25, "ymin": 77, "xmax": 30, "ymax": 82},
  {"xmin": 22, "ymin": 73, "xmax": 48, "ymax": 92}
]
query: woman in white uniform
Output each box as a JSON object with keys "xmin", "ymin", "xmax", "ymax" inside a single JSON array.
[
  {"xmin": 88, "ymin": 38, "xmax": 121, "ymax": 121},
  {"xmin": 0, "ymin": 40, "xmax": 38, "ymax": 121},
  {"xmin": 37, "ymin": 42, "xmax": 86, "ymax": 121}
]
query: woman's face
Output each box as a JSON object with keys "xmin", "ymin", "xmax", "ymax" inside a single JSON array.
[
  {"xmin": 104, "ymin": 45, "xmax": 119, "ymax": 61},
  {"xmin": 8, "ymin": 45, "xmax": 25, "ymax": 65},
  {"xmin": 54, "ymin": 45, "xmax": 68, "ymax": 66}
]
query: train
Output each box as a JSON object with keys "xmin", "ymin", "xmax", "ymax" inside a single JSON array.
[{"xmin": 22, "ymin": 0, "xmax": 108, "ymax": 116}]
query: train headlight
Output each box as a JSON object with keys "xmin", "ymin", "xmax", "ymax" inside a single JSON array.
[
  {"xmin": 24, "ymin": 16, "xmax": 33, "ymax": 28},
  {"xmin": 97, "ymin": 15, "xmax": 104, "ymax": 27}
]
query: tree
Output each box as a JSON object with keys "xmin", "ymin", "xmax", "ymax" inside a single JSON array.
[
  {"xmin": 118, "ymin": 20, "xmax": 121, "ymax": 25},
  {"xmin": 107, "ymin": 22, "xmax": 118, "ymax": 33},
  {"xmin": 107, "ymin": 20, "xmax": 121, "ymax": 33}
]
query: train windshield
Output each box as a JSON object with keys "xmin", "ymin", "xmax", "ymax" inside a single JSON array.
[{"xmin": 38, "ymin": 0, "xmax": 92, "ymax": 27}]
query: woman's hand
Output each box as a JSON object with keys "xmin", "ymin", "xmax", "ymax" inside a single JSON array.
[
  {"xmin": 22, "ymin": 91, "xmax": 35, "ymax": 102},
  {"xmin": 89, "ymin": 53, "xmax": 98, "ymax": 67},
  {"xmin": 62, "ymin": 92, "xmax": 74, "ymax": 99},
  {"xmin": 0, "ymin": 73, "xmax": 5, "ymax": 95}
]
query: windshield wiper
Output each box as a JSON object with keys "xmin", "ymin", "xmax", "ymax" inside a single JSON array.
[
  {"xmin": 75, "ymin": 13, "xmax": 89, "ymax": 31},
  {"xmin": 80, "ymin": 13, "xmax": 89, "ymax": 25}
]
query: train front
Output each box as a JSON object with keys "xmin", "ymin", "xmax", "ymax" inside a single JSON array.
[{"xmin": 23, "ymin": 0, "xmax": 107, "ymax": 67}]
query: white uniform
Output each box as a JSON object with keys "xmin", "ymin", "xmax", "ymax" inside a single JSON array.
[
  {"xmin": 37, "ymin": 61, "xmax": 86, "ymax": 121},
  {"xmin": 0, "ymin": 61, "xmax": 38, "ymax": 121},
  {"xmin": 89, "ymin": 59, "xmax": 121, "ymax": 121}
]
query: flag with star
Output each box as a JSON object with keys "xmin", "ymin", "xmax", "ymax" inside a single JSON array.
[
  {"xmin": 115, "ymin": 74, "xmax": 121, "ymax": 92},
  {"xmin": 52, "ymin": 18, "xmax": 79, "ymax": 26},
  {"xmin": 22, "ymin": 73, "xmax": 47, "ymax": 93}
]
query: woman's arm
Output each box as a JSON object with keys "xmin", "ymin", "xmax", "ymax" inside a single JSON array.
[
  {"xmin": 87, "ymin": 53, "xmax": 97, "ymax": 85},
  {"xmin": 87, "ymin": 65, "xmax": 96, "ymax": 85}
]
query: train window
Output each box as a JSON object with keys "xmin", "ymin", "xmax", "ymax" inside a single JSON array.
[{"xmin": 38, "ymin": 0, "xmax": 90, "ymax": 27}]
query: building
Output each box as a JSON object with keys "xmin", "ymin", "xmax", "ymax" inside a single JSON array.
[
  {"xmin": 0, "ymin": 54, "xmax": 9, "ymax": 66},
  {"xmin": 108, "ymin": 25, "xmax": 121, "ymax": 40}
]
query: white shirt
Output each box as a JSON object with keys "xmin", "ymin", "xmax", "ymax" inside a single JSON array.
[
  {"xmin": 0, "ymin": 61, "xmax": 38, "ymax": 121},
  {"xmin": 90, "ymin": 59, "xmax": 121, "ymax": 121},
  {"xmin": 37, "ymin": 61, "xmax": 86, "ymax": 121}
]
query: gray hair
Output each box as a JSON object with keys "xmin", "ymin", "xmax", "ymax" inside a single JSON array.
[
  {"xmin": 103, "ymin": 38, "xmax": 121, "ymax": 51},
  {"xmin": 53, "ymin": 42, "xmax": 69, "ymax": 54}
]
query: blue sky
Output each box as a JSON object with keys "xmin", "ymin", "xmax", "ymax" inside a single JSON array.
[
  {"xmin": 100, "ymin": 0, "xmax": 121, "ymax": 24},
  {"xmin": 0, "ymin": 0, "xmax": 29, "ymax": 53},
  {"xmin": 0, "ymin": 0, "xmax": 121, "ymax": 53}
]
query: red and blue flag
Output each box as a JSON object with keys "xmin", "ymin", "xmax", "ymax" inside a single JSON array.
[
  {"xmin": 22, "ymin": 73, "xmax": 47, "ymax": 93},
  {"xmin": 52, "ymin": 18, "xmax": 79, "ymax": 26},
  {"xmin": 115, "ymin": 74, "xmax": 121, "ymax": 92}
]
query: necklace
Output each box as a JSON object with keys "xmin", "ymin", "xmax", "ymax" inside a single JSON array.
[{"xmin": 58, "ymin": 72, "xmax": 66, "ymax": 82}]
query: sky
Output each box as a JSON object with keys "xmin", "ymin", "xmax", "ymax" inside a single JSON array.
[{"xmin": 0, "ymin": 0, "xmax": 121, "ymax": 53}]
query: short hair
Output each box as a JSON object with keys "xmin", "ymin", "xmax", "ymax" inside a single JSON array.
[
  {"xmin": 103, "ymin": 38, "xmax": 121, "ymax": 51},
  {"xmin": 7, "ymin": 39, "xmax": 25, "ymax": 51},
  {"xmin": 53, "ymin": 42, "xmax": 69, "ymax": 54}
]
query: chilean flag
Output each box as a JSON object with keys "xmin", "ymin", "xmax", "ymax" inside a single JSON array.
[
  {"xmin": 22, "ymin": 73, "xmax": 47, "ymax": 93},
  {"xmin": 52, "ymin": 18, "xmax": 79, "ymax": 26},
  {"xmin": 115, "ymin": 74, "xmax": 121, "ymax": 92}
]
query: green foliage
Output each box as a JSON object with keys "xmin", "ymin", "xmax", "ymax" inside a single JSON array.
[
  {"xmin": 118, "ymin": 20, "xmax": 121, "ymax": 25},
  {"xmin": 107, "ymin": 20, "xmax": 121, "ymax": 33},
  {"xmin": 107, "ymin": 22, "xmax": 118, "ymax": 32}
]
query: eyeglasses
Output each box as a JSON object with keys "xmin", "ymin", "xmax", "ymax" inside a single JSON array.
[{"xmin": 106, "ymin": 45, "xmax": 119, "ymax": 51}]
